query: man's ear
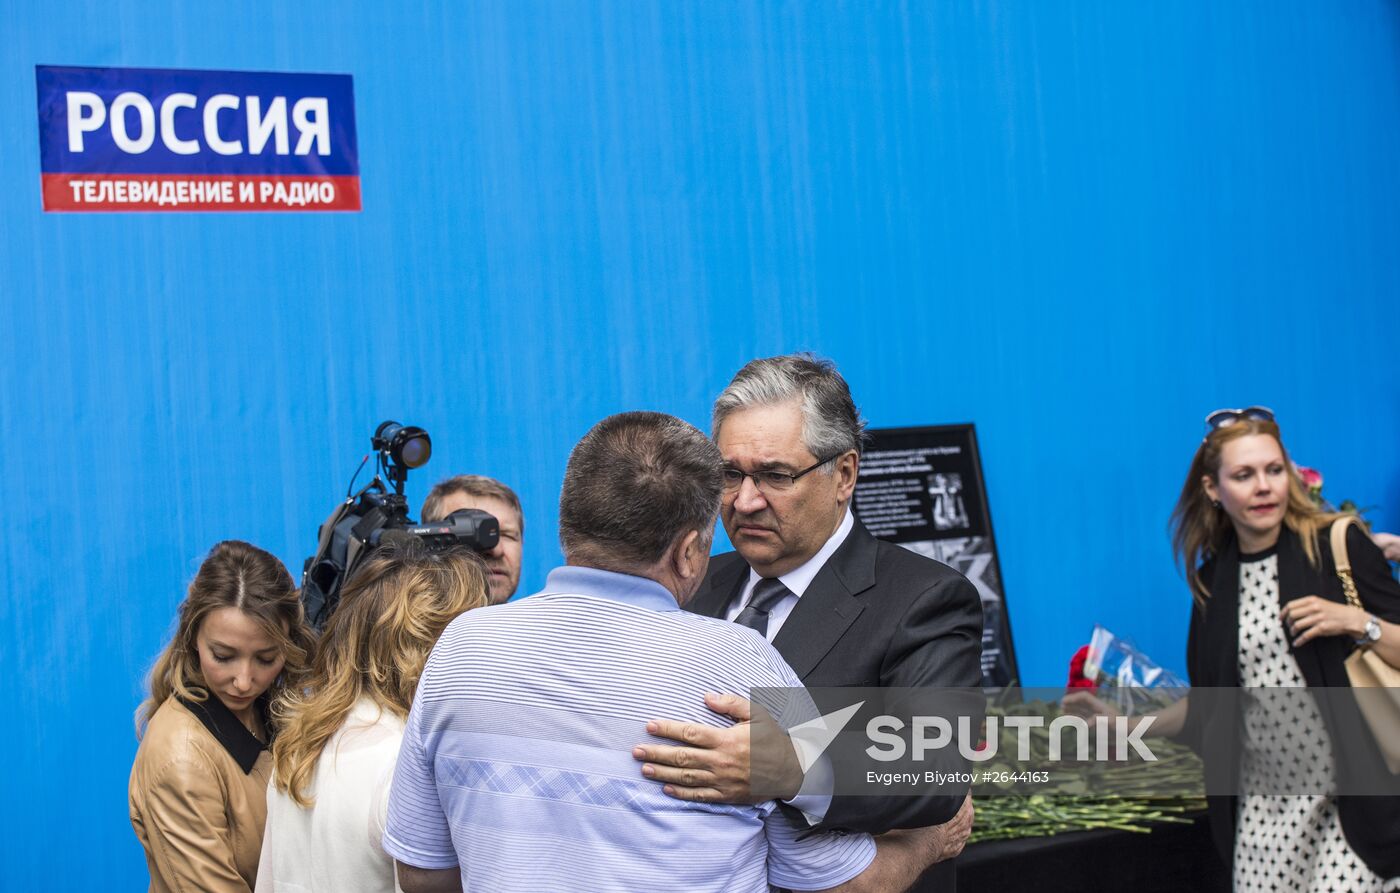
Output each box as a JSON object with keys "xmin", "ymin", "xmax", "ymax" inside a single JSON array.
[
  {"xmin": 834, "ymin": 450, "xmax": 860, "ymax": 502},
  {"xmin": 672, "ymin": 529, "xmax": 705, "ymax": 581}
]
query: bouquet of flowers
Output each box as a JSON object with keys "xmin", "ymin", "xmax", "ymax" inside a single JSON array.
[
  {"xmin": 1294, "ymin": 462, "xmax": 1371, "ymax": 517},
  {"xmin": 1070, "ymin": 625, "xmax": 1186, "ymax": 716}
]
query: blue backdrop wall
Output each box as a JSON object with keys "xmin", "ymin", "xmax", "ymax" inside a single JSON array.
[{"xmin": 3, "ymin": 1, "xmax": 1400, "ymax": 886}]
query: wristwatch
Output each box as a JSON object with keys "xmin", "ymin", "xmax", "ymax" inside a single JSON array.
[{"xmin": 1357, "ymin": 615, "xmax": 1382, "ymax": 646}]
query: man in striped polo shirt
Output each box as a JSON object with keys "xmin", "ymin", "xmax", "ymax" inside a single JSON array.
[{"xmin": 385, "ymin": 411, "xmax": 960, "ymax": 892}]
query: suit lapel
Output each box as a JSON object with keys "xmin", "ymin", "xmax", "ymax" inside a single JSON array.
[
  {"xmin": 771, "ymin": 522, "xmax": 876, "ymax": 679},
  {"xmin": 690, "ymin": 556, "xmax": 747, "ymax": 618}
]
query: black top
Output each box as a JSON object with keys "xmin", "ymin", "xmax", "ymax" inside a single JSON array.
[{"xmin": 1236, "ymin": 542, "xmax": 1278, "ymax": 563}]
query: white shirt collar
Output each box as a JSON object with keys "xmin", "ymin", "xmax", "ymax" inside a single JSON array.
[{"xmin": 746, "ymin": 506, "xmax": 854, "ymax": 598}]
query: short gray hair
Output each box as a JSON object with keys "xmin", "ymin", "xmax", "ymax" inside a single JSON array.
[
  {"xmin": 712, "ymin": 354, "xmax": 867, "ymax": 463},
  {"xmin": 559, "ymin": 412, "xmax": 722, "ymax": 569}
]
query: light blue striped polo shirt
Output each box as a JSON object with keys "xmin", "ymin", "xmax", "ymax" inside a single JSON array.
[{"xmin": 383, "ymin": 566, "xmax": 876, "ymax": 892}]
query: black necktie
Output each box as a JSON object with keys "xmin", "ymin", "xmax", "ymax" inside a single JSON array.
[{"xmin": 734, "ymin": 577, "xmax": 790, "ymax": 638}]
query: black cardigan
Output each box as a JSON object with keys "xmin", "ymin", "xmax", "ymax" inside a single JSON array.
[{"xmin": 1177, "ymin": 523, "xmax": 1400, "ymax": 878}]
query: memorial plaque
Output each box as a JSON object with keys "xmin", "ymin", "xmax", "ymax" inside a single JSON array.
[{"xmin": 854, "ymin": 424, "xmax": 1017, "ymax": 687}]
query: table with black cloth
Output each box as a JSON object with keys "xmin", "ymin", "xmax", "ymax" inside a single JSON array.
[{"xmin": 915, "ymin": 814, "xmax": 1229, "ymax": 893}]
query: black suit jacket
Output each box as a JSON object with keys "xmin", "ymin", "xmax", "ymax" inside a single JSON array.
[{"xmin": 689, "ymin": 519, "xmax": 985, "ymax": 833}]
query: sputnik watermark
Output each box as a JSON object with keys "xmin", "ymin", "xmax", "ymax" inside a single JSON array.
[
  {"xmin": 865, "ymin": 714, "xmax": 1158, "ymax": 762},
  {"xmin": 744, "ymin": 686, "xmax": 1203, "ymax": 799},
  {"xmin": 750, "ymin": 686, "xmax": 1400, "ymax": 798}
]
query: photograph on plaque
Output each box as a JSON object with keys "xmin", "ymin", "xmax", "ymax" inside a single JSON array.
[{"xmin": 852, "ymin": 424, "xmax": 1018, "ymax": 687}]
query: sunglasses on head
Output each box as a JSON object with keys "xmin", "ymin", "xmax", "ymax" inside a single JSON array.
[{"xmin": 1204, "ymin": 406, "xmax": 1275, "ymax": 431}]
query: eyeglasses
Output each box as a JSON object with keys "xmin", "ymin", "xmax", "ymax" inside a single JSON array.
[
  {"xmin": 1204, "ymin": 406, "xmax": 1275, "ymax": 430},
  {"xmin": 722, "ymin": 454, "xmax": 842, "ymax": 493}
]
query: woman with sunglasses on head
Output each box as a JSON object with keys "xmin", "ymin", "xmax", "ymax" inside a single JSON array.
[
  {"xmin": 256, "ymin": 541, "xmax": 490, "ymax": 893},
  {"xmin": 1076, "ymin": 407, "xmax": 1400, "ymax": 891},
  {"xmin": 130, "ymin": 540, "xmax": 316, "ymax": 893}
]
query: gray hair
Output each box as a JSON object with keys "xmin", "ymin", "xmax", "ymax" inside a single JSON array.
[
  {"xmin": 559, "ymin": 412, "xmax": 722, "ymax": 570},
  {"xmin": 712, "ymin": 354, "xmax": 867, "ymax": 464}
]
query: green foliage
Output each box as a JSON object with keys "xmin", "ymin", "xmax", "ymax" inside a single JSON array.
[{"xmin": 969, "ymin": 699, "xmax": 1206, "ymax": 842}]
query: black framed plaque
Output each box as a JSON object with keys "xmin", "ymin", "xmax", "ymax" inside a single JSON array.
[{"xmin": 852, "ymin": 424, "xmax": 1018, "ymax": 687}]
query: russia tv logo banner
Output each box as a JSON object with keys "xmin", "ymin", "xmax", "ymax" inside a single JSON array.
[{"xmin": 36, "ymin": 65, "xmax": 360, "ymax": 212}]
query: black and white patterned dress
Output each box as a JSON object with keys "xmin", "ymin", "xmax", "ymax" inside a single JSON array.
[{"xmin": 1233, "ymin": 549, "xmax": 1398, "ymax": 893}]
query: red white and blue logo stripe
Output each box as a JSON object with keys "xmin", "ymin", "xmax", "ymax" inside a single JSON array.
[{"xmin": 36, "ymin": 65, "xmax": 360, "ymax": 212}]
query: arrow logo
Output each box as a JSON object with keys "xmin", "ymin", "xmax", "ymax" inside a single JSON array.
[{"xmin": 787, "ymin": 701, "xmax": 865, "ymax": 772}]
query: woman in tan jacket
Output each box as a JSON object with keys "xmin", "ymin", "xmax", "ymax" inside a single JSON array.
[{"xmin": 129, "ymin": 540, "xmax": 314, "ymax": 893}]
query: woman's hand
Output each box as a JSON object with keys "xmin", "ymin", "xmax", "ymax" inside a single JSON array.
[
  {"xmin": 1061, "ymin": 690, "xmax": 1121, "ymax": 722},
  {"xmin": 1281, "ymin": 596, "xmax": 1369, "ymax": 648},
  {"xmin": 1061, "ymin": 690, "xmax": 1188, "ymax": 739}
]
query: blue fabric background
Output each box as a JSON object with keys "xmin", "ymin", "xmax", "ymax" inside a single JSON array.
[{"xmin": 2, "ymin": 2, "xmax": 1398, "ymax": 885}]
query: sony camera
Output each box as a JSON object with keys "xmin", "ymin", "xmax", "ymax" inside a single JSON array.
[{"xmin": 300, "ymin": 421, "xmax": 500, "ymax": 630}]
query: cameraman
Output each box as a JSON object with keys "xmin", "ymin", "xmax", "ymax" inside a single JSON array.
[{"xmin": 421, "ymin": 475, "xmax": 524, "ymax": 603}]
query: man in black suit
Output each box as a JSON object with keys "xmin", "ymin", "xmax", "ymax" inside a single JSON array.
[{"xmin": 632, "ymin": 354, "xmax": 982, "ymax": 880}]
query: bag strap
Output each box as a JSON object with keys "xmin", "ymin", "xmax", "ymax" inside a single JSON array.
[{"xmin": 1330, "ymin": 516, "xmax": 1364, "ymax": 611}]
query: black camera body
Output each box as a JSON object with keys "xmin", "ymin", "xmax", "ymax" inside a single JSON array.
[{"xmin": 301, "ymin": 421, "xmax": 500, "ymax": 631}]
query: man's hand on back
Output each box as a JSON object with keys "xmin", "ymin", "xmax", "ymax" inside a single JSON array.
[{"xmin": 632, "ymin": 693, "xmax": 804, "ymax": 804}]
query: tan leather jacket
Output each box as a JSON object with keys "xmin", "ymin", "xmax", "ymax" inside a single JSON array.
[{"xmin": 129, "ymin": 696, "xmax": 273, "ymax": 893}]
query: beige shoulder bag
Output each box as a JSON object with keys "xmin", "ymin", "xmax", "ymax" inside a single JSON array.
[{"xmin": 1331, "ymin": 516, "xmax": 1400, "ymax": 773}]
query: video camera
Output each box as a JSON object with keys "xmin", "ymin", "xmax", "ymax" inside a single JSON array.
[{"xmin": 301, "ymin": 421, "xmax": 500, "ymax": 631}]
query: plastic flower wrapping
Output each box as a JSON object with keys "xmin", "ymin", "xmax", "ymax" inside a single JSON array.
[{"xmin": 1079, "ymin": 624, "xmax": 1187, "ymax": 716}]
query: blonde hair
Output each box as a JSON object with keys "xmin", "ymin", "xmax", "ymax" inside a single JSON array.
[
  {"xmin": 137, "ymin": 540, "xmax": 314, "ymax": 737},
  {"xmin": 1170, "ymin": 417, "xmax": 1342, "ymax": 603},
  {"xmin": 270, "ymin": 542, "xmax": 490, "ymax": 807}
]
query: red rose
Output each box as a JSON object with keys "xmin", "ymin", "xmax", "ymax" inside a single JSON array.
[
  {"xmin": 1067, "ymin": 644, "xmax": 1096, "ymax": 691},
  {"xmin": 1296, "ymin": 465, "xmax": 1323, "ymax": 490}
]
